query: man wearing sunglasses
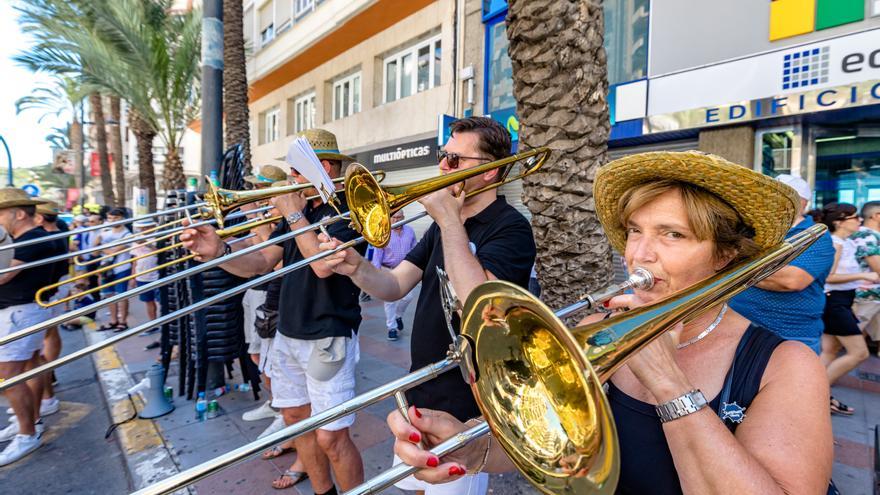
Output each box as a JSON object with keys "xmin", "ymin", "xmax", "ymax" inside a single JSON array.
[{"xmin": 319, "ymin": 116, "xmax": 536, "ymax": 495}]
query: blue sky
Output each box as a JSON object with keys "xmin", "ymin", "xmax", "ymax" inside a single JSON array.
[{"xmin": 0, "ymin": 1, "xmax": 67, "ymax": 169}]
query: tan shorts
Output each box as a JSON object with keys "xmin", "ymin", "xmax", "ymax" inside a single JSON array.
[{"xmin": 853, "ymin": 300, "xmax": 880, "ymax": 341}]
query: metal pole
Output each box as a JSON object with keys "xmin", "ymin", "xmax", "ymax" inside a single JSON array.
[
  {"xmin": 201, "ymin": 0, "xmax": 223, "ymax": 178},
  {"xmin": 0, "ymin": 135, "xmax": 12, "ymax": 187}
]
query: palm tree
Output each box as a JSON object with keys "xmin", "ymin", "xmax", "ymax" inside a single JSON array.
[
  {"xmin": 108, "ymin": 95, "xmax": 126, "ymax": 207},
  {"xmin": 88, "ymin": 92, "xmax": 116, "ymax": 206},
  {"xmin": 15, "ymin": 74, "xmax": 89, "ymax": 203},
  {"xmin": 224, "ymin": 0, "xmax": 252, "ymax": 174},
  {"xmin": 507, "ymin": 0, "xmax": 612, "ymax": 310}
]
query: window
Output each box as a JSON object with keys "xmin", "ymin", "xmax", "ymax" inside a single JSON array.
[
  {"xmin": 486, "ymin": 20, "xmax": 515, "ymax": 114},
  {"xmin": 259, "ymin": 4, "xmax": 274, "ymax": 46},
  {"xmin": 332, "ymin": 73, "xmax": 361, "ymax": 120},
  {"xmin": 384, "ymin": 36, "xmax": 442, "ymax": 103},
  {"xmin": 263, "ymin": 107, "xmax": 280, "ymax": 143},
  {"xmin": 295, "ymin": 0, "xmax": 314, "ymax": 18},
  {"xmin": 603, "ymin": 0, "xmax": 649, "ymax": 85},
  {"xmin": 294, "ymin": 92, "xmax": 316, "ymax": 133},
  {"xmin": 275, "ymin": 0, "xmax": 291, "ymax": 33}
]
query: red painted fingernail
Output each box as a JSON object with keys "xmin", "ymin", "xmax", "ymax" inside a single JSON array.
[
  {"xmin": 603, "ymin": 301, "xmax": 610, "ymax": 308},
  {"xmin": 426, "ymin": 456, "xmax": 439, "ymax": 468},
  {"xmin": 413, "ymin": 407, "xmax": 422, "ymax": 418},
  {"xmin": 408, "ymin": 431, "xmax": 421, "ymax": 443},
  {"xmin": 449, "ymin": 466, "xmax": 465, "ymax": 476}
]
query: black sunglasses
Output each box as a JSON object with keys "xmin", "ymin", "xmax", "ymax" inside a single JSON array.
[{"xmin": 437, "ymin": 150, "xmax": 491, "ymax": 170}]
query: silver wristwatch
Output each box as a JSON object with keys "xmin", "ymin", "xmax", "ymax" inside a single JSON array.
[
  {"xmin": 286, "ymin": 211, "xmax": 304, "ymax": 225},
  {"xmin": 655, "ymin": 389, "xmax": 708, "ymax": 423}
]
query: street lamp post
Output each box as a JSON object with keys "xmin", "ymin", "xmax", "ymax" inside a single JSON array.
[{"xmin": 0, "ymin": 135, "xmax": 12, "ymax": 187}]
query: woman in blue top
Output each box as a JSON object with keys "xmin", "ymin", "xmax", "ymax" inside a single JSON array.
[
  {"xmin": 387, "ymin": 152, "xmax": 833, "ymax": 494},
  {"xmin": 812, "ymin": 203, "xmax": 877, "ymax": 415}
]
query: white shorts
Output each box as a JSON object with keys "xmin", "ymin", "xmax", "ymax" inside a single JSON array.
[
  {"xmin": 0, "ymin": 303, "xmax": 49, "ymax": 362},
  {"xmin": 242, "ymin": 288, "xmax": 267, "ymax": 354},
  {"xmin": 854, "ymin": 300, "xmax": 880, "ymax": 341},
  {"xmin": 391, "ymin": 455, "xmax": 489, "ymax": 494},
  {"xmin": 268, "ymin": 333, "xmax": 359, "ymax": 431},
  {"xmin": 258, "ymin": 337, "xmax": 274, "ymax": 374}
]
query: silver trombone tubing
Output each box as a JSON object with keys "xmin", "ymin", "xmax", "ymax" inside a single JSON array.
[
  {"xmin": 0, "ymin": 212, "xmax": 425, "ymax": 392},
  {"xmin": 0, "ymin": 204, "xmax": 273, "ymax": 276},
  {"xmin": 129, "ymin": 269, "xmax": 653, "ymax": 495},
  {"xmin": 344, "ymin": 423, "xmax": 491, "ymax": 495},
  {"xmin": 0, "ymin": 209, "xmax": 349, "ymax": 349},
  {"xmin": 0, "ymin": 201, "xmax": 206, "ymax": 252}
]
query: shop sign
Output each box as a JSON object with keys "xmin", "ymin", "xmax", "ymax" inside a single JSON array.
[
  {"xmin": 646, "ymin": 28, "xmax": 880, "ymax": 133},
  {"xmin": 354, "ymin": 138, "xmax": 437, "ymax": 172}
]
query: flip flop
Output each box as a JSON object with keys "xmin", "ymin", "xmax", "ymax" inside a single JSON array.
[
  {"xmin": 261, "ymin": 445, "xmax": 295, "ymax": 460},
  {"xmin": 830, "ymin": 397, "xmax": 855, "ymax": 415},
  {"xmin": 97, "ymin": 323, "xmax": 119, "ymax": 332},
  {"xmin": 272, "ymin": 470, "xmax": 308, "ymax": 489}
]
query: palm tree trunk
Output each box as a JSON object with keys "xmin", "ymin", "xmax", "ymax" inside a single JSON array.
[
  {"xmin": 70, "ymin": 117, "xmax": 85, "ymax": 204},
  {"xmin": 223, "ymin": 0, "xmax": 252, "ymax": 174},
  {"xmin": 508, "ymin": 0, "xmax": 612, "ymax": 311},
  {"xmin": 129, "ymin": 109, "xmax": 158, "ymax": 212},
  {"xmin": 164, "ymin": 146, "xmax": 185, "ymax": 191},
  {"xmin": 89, "ymin": 92, "xmax": 115, "ymax": 206},
  {"xmin": 108, "ymin": 95, "xmax": 126, "ymax": 208}
]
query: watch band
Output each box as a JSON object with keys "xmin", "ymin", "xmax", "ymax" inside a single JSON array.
[
  {"xmin": 222, "ymin": 242, "xmax": 232, "ymax": 257},
  {"xmin": 655, "ymin": 389, "xmax": 708, "ymax": 423},
  {"xmin": 286, "ymin": 211, "xmax": 304, "ymax": 226}
]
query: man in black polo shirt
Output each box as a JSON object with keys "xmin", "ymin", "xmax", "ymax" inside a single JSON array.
[
  {"xmin": 181, "ymin": 129, "xmax": 364, "ymax": 495},
  {"xmin": 0, "ymin": 190, "xmax": 66, "ymax": 466},
  {"xmin": 319, "ymin": 117, "xmax": 535, "ymax": 495}
]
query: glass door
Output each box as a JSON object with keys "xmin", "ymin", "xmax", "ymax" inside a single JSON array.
[
  {"xmin": 811, "ymin": 126, "xmax": 880, "ymax": 208},
  {"xmin": 754, "ymin": 127, "xmax": 800, "ymax": 178}
]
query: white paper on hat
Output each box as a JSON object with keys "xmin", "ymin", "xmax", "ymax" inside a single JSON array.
[{"xmin": 285, "ymin": 137, "xmax": 338, "ymax": 205}]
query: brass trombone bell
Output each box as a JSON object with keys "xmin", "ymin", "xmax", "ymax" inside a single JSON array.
[
  {"xmin": 458, "ymin": 224, "xmax": 826, "ymax": 495},
  {"xmin": 202, "ymin": 170, "xmax": 386, "ymax": 230},
  {"xmin": 345, "ymin": 147, "xmax": 550, "ymax": 248}
]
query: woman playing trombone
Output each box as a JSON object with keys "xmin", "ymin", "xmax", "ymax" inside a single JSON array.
[{"xmin": 388, "ymin": 152, "xmax": 833, "ymax": 494}]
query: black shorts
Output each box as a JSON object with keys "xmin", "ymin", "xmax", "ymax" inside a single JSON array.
[{"xmin": 822, "ymin": 290, "xmax": 862, "ymax": 336}]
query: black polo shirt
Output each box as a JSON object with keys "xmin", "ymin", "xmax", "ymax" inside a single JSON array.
[
  {"xmin": 269, "ymin": 194, "xmax": 367, "ymax": 340},
  {"xmin": 0, "ymin": 226, "xmax": 68, "ymax": 309},
  {"xmin": 403, "ymin": 196, "xmax": 536, "ymax": 421}
]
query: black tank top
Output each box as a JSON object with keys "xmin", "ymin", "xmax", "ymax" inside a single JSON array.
[{"xmin": 608, "ymin": 324, "xmax": 784, "ymax": 495}]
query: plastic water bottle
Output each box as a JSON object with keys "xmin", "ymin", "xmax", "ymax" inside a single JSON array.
[
  {"xmin": 207, "ymin": 400, "xmax": 219, "ymax": 419},
  {"xmin": 212, "ymin": 385, "xmax": 229, "ymax": 398},
  {"xmin": 195, "ymin": 392, "xmax": 207, "ymax": 421},
  {"xmin": 236, "ymin": 383, "xmax": 251, "ymax": 393},
  {"xmin": 209, "ymin": 170, "xmax": 220, "ymax": 187}
]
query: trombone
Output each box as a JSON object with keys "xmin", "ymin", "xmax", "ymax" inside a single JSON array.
[
  {"xmin": 128, "ymin": 269, "xmax": 655, "ymax": 495},
  {"xmin": 0, "ymin": 149, "xmax": 548, "ymax": 374},
  {"xmin": 35, "ymin": 213, "xmax": 280, "ymax": 308}
]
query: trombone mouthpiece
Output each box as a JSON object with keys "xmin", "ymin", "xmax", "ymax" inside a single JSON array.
[{"xmin": 628, "ymin": 268, "xmax": 654, "ymax": 291}]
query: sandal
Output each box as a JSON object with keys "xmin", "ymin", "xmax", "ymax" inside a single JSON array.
[
  {"xmin": 261, "ymin": 445, "xmax": 295, "ymax": 460},
  {"xmin": 97, "ymin": 323, "xmax": 119, "ymax": 332},
  {"xmin": 272, "ymin": 470, "xmax": 308, "ymax": 489},
  {"xmin": 112, "ymin": 323, "xmax": 129, "ymax": 333},
  {"xmin": 830, "ymin": 396, "xmax": 855, "ymax": 415}
]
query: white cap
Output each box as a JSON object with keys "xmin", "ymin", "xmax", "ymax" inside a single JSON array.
[{"xmin": 775, "ymin": 174, "xmax": 811, "ymax": 201}]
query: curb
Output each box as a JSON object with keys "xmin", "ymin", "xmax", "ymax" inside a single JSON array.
[{"xmin": 84, "ymin": 327, "xmax": 190, "ymax": 494}]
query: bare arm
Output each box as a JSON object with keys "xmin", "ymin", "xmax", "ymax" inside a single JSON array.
[
  {"xmin": 753, "ymin": 265, "xmax": 815, "ymax": 292},
  {"xmin": 866, "ymin": 254, "xmax": 880, "ymax": 275},
  {"xmin": 436, "ymin": 219, "xmax": 496, "ymax": 302},
  {"xmin": 0, "ymin": 259, "xmax": 25, "ymax": 285},
  {"xmin": 665, "ymin": 342, "xmax": 832, "ymax": 494},
  {"xmin": 179, "ymin": 223, "xmax": 282, "ymax": 278},
  {"xmin": 318, "ymin": 234, "xmax": 422, "ymax": 301}
]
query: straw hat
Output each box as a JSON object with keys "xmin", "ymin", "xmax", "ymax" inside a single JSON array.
[
  {"xmin": 36, "ymin": 198, "xmax": 60, "ymax": 216},
  {"xmin": 594, "ymin": 151, "xmax": 799, "ymax": 252},
  {"xmin": 275, "ymin": 128, "xmax": 355, "ymax": 163},
  {"xmin": 0, "ymin": 188, "xmax": 48, "ymax": 211},
  {"xmin": 244, "ymin": 164, "xmax": 288, "ymax": 187}
]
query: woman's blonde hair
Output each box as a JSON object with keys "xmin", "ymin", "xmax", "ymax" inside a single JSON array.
[{"xmin": 617, "ymin": 180, "xmax": 760, "ymax": 266}]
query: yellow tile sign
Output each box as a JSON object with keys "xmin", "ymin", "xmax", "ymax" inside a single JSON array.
[{"xmin": 770, "ymin": 0, "xmax": 866, "ymax": 41}]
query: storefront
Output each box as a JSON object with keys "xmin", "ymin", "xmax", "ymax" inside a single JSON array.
[{"xmin": 608, "ymin": 0, "xmax": 880, "ymax": 208}]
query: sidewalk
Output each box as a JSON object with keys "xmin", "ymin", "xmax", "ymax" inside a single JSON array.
[
  {"xmin": 47, "ymin": 289, "xmax": 879, "ymax": 494},
  {"xmin": 0, "ymin": 327, "xmax": 131, "ymax": 495}
]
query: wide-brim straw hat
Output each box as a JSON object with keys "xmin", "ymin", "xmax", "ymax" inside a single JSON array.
[
  {"xmin": 594, "ymin": 151, "xmax": 800, "ymax": 253},
  {"xmin": 36, "ymin": 198, "xmax": 60, "ymax": 216},
  {"xmin": 275, "ymin": 128, "xmax": 355, "ymax": 163},
  {"xmin": 0, "ymin": 188, "xmax": 48, "ymax": 210},
  {"xmin": 245, "ymin": 164, "xmax": 288, "ymax": 186}
]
